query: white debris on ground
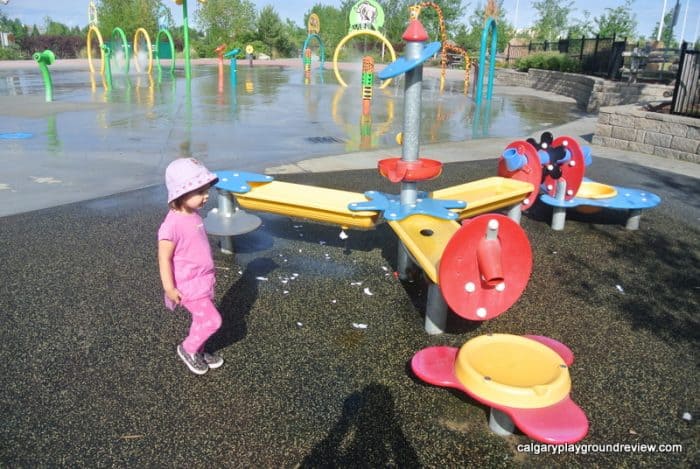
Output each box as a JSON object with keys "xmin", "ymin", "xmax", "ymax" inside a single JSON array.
[
  {"xmin": 616, "ymin": 284, "xmax": 625, "ymax": 293},
  {"xmin": 682, "ymin": 412, "xmax": 692, "ymax": 421},
  {"xmin": 352, "ymin": 323, "xmax": 368, "ymax": 329},
  {"xmin": 339, "ymin": 230, "xmax": 348, "ymax": 240},
  {"xmin": 31, "ymin": 176, "xmax": 62, "ymax": 184},
  {"xmin": 363, "ymin": 287, "xmax": 373, "ymax": 296},
  {"xmin": 256, "ymin": 276, "xmax": 268, "ymax": 281}
]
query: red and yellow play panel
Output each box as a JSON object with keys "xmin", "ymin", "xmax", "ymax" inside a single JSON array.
[
  {"xmin": 431, "ymin": 177, "xmax": 534, "ymax": 219},
  {"xmin": 235, "ymin": 181, "xmax": 379, "ymax": 229},
  {"xmin": 389, "ymin": 214, "xmax": 532, "ymax": 321}
]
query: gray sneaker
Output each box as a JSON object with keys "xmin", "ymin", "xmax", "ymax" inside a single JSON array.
[
  {"xmin": 202, "ymin": 352, "xmax": 224, "ymax": 369},
  {"xmin": 177, "ymin": 344, "xmax": 208, "ymax": 375}
]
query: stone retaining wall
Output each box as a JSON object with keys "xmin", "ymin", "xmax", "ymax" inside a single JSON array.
[
  {"xmin": 592, "ymin": 105, "xmax": 699, "ymax": 164},
  {"xmin": 495, "ymin": 69, "xmax": 671, "ymax": 112}
]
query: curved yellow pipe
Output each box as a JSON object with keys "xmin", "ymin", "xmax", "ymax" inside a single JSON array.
[
  {"xmin": 333, "ymin": 30, "xmax": 396, "ymax": 89},
  {"xmin": 133, "ymin": 28, "xmax": 153, "ymax": 74},
  {"xmin": 87, "ymin": 25, "xmax": 105, "ymax": 75}
]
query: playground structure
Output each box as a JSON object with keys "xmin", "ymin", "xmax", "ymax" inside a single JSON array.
[
  {"xmin": 412, "ymin": 334, "xmax": 589, "ymax": 443},
  {"xmin": 204, "ymin": 18, "xmax": 589, "ymax": 441},
  {"xmin": 498, "ymin": 132, "xmax": 661, "ymax": 230},
  {"xmin": 302, "ymin": 13, "xmax": 326, "ymax": 76},
  {"xmin": 205, "ymin": 16, "xmax": 535, "ymax": 336}
]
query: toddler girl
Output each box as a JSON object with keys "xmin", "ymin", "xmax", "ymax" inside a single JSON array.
[{"xmin": 158, "ymin": 158, "xmax": 223, "ymax": 375}]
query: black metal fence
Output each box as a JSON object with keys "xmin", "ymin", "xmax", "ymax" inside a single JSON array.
[
  {"xmin": 671, "ymin": 42, "xmax": 699, "ymax": 117},
  {"xmin": 504, "ymin": 35, "xmax": 627, "ymax": 79}
]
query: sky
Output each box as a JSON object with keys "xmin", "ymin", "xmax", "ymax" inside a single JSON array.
[{"xmin": 1, "ymin": 0, "xmax": 699, "ymax": 43}]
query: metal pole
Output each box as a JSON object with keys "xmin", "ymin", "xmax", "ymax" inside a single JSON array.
[
  {"xmin": 679, "ymin": 0, "xmax": 689, "ymax": 48},
  {"xmin": 658, "ymin": 0, "xmax": 668, "ymax": 42},
  {"xmin": 551, "ymin": 179, "xmax": 568, "ymax": 231},
  {"xmin": 400, "ymin": 40, "xmax": 423, "ymax": 207},
  {"xmin": 182, "ymin": 0, "xmax": 191, "ymax": 81},
  {"xmin": 425, "ymin": 282, "xmax": 448, "ymax": 335}
]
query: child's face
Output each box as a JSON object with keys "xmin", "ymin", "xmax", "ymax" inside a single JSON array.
[{"xmin": 182, "ymin": 184, "xmax": 211, "ymax": 211}]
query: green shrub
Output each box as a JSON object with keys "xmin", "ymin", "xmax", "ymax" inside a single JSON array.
[
  {"xmin": 515, "ymin": 52, "xmax": 581, "ymax": 73},
  {"xmin": 0, "ymin": 44, "xmax": 24, "ymax": 60}
]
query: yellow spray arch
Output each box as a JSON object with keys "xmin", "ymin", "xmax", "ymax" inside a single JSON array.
[
  {"xmin": 86, "ymin": 25, "xmax": 105, "ymax": 74},
  {"xmin": 133, "ymin": 28, "xmax": 153, "ymax": 74},
  {"xmin": 332, "ymin": 30, "xmax": 396, "ymax": 89}
]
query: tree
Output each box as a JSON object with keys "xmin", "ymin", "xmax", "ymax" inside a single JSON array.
[
  {"xmin": 257, "ymin": 5, "xmax": 287, "ymax": 57},
  {"xmin": 95, "ymin": 0, "xmax": 166, "ymax": 39},
  {"xmin": 531, "ymin": 0, "xmax": 573, "ymax": 41},
  {"xmin": 594, "ymin": 0, "xmax": 637, "ymax": 39},
  {"xmin": 196, "ymin": 0, "xmax": 256, "ymax": 48},
  {"xmin": 44, "ymin": 17, "xmax": 71, "ymax": 36},
  {"xmin": 567, "ymin": 10, "xmax": 593, "ymax": 38},
  {"xmin": 455, "ymin": 1, "xmax": 515, "ymax": 55},
  {"xmin": 283, "ymin": 18, "xmax": 306, "ymax": 55},
  {"xmin": 379, "ymin": 0, "xmax": 411, "ymax": 46}
]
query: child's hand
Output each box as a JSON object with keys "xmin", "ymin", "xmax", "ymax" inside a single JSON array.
[{"xmin": 165, "ymin": 287, "xmax": 182, "ymax": 305}]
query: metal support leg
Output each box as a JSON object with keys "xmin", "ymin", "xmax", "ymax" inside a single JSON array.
[
  {"xmin": 397, "ymin": 242, "xmax": 415, "ymax": 281},
  {"xmin": 489, "ymin": 408, "xmax": 515, "ymax": 436},
  {"xmin": 216, "ymin": 190, "xmax": 235, "ymax": 254},
  {"xmin": 425, "ymin": 282, "xmax": 448, "ymax": 335},
  {"xmin": 626, "ymin": 209, "xmax": 642, "ymax": 230},
  {"xmin": 551, "ymin": 179, "xmax": 567, "ymax": 231},
  {"xmin": 507, "ymin": 203, "xmax": 522, "ymax": 224}
]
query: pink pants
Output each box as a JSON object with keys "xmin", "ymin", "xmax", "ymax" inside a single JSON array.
[{"xmin": 181, "ymin": 297, "xmax": 222, "ymax": 354}]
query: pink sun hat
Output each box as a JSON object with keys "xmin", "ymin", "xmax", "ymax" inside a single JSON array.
[{"xmin": 165, "ymin": 158, "xmax": 218, "ymax": 203}]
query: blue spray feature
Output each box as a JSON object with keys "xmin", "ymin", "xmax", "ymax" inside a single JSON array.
[
  {"xmin": 0, "ymin": 132, "xmax": 33, "ymax": 139},
  {"xmin": 475, "ymin": 18, "xmax": 497, "ymax": 107},
  {"xmin": 225, "ymin": 49, "xmax": 240, "ymax": 86},
  {"xmin": 302, "ymin": 34, "xmax": 326, "ymax": 69}
]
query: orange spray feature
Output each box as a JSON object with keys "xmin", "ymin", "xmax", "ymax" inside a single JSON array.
[
  {"xmin": 215, "ymin": 44, "xmax": 226, "ymax": 94},
  {"xmin": 413, "ymin": 2, "xmax": 471, "ymax": 94}
]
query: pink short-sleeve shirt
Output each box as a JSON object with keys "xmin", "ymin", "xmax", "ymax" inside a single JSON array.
[{"xmin": 158, "ymin": 210, "xmax": 215, "ymax": 310}]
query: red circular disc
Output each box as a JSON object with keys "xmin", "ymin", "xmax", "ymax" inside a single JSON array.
[
  {"xmin": 497, "ymin": 140, "xmax": 542, "ymax": 211},
  {"xmin": 438, "ymin": 214, "xmax": 532, "ymax": 321},
  {"xmin": 378, "ymin": 157, "xmax": 443, "ymax": 183},
  {"xmin": 542, "ymin": 136, "xmax": 585, "ymax": 200}
]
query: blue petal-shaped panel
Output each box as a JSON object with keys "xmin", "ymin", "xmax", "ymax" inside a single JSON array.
[
  {"xmin": 348, "ymin": 190, "xmax": 465, "ymax": 221},
  {"xmin": 378, "ymin": 41, "xmax": 442, "ymax": 80},
  {"xmin": 214, "ymin": 170, "xmax": 274, "ymax": 194}
]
